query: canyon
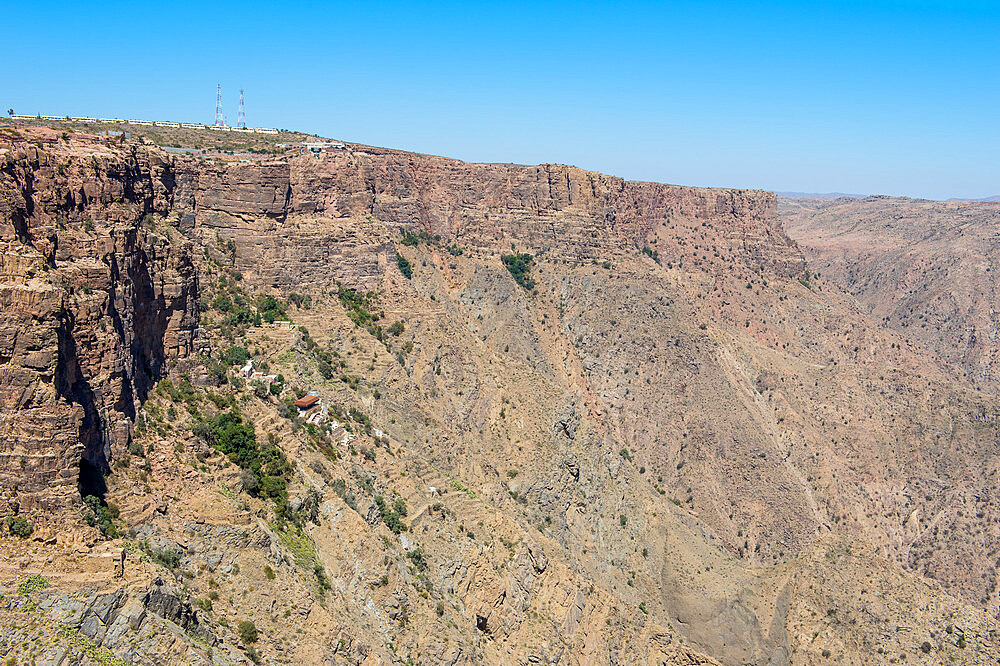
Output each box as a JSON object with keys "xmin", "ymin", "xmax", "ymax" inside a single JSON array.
[{"xmin": 1, "ymin": 122, "xmax": 999, "ymax": 665}]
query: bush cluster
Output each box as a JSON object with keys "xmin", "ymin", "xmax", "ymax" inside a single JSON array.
[
  {"xmin": 6, "ymin": 515, "xmax": 33, "ymax": 538},
  {"xmin": 193, "ymin": 410, "xmax": 291, "ymax": 504},
  {"xmin": 396, "ymin": 252, "xmax": 413, "ymax": 279},
  {"xmin": 337, "ymin": 286, "xmax": 384, "ymax": 339},
  {"xmin": 374, "ymin": 495, "xmax": 408, "ymax": 534},
  {"xmin": 237, "ymin": 620, "xmax": 258, "ymax": 644},
  {"xmin": 83, "ymin": 495, "xmax": 120, "ymax": 538},
  {"xmin": 501, "ymin": 252, "xmax": 535, "ymax": 289}
]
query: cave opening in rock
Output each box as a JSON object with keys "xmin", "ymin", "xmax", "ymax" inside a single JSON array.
[{"xmin": 78, "ymin": 457, "xmax": 107, "ymax": 500}]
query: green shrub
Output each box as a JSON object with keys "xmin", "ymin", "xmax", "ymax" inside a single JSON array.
[
  {"xmin": 221, "ymin": 345, "xmax": 250, "ymax": 367},
  {"xmin": 263, "ymin": 564, "xmax": 275, "ymax": 580},
  {"xmin": 237, "ymin": 619, "xmax": 258, "ymax": 644},
  {"xmin": 149, "ymin": 546, "xmax": 182, "ymax": 570},
  {"xmin": 256, "ymin": 294, "xmax": 288, "ymax": 323},
  {"xmin": 396, "ymin": 253, "xmax": 413, "ymax": 279},
  {"xmin": 288, "ymin": 292, "xmax": 311, "ymax": 309},
  {"xmin": 330, "ymin": 479, "xmax": 357, "ymax": 511},
  {"xmin": 194, "ymin": 410, "xmax": 291, "ymax": 504},
  {"xmin": 501, "ymin": 252, "xmax": 535, "ymax": 289},
  {"xmin": 374, "ymin": 495, "xmax": 406, "ymax": 534},
  {"xmin": 314, "ymin": 563, "xmax": 330, "ymax": 590},
  {"xmin": 82, "ymin": 495, "xmax": 119, "ymax": 538},
  {"xmin": 336, "ymin": 286, "xmax": 383, "ymax": 339},
  {"xmin": 6, "ymin": 515, "xmax": 33, "ymax": 538},
  {"xmin": 17, "ymin": 575, "xmax": 49, "ymax": 595},
  {"xmin": 405, "ymin": 547, "xmax": 427, "ymax": 572}
]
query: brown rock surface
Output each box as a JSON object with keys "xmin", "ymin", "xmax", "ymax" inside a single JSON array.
[
  {"xmin": 2, "ymin": 122, "xmax": 1000, "ymax": 665},
  {"xmin": 781, "ymin": 195, "xmax": 1000, "ymax": 390},
  {"xmin": 0, "ymin": 132, "xmax": 198, "ymax": 519}
]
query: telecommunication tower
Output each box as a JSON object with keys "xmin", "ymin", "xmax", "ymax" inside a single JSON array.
[
  {"xmin": 237, "ymin": 89, "xmax": 246, "ymax": 128},
  {"xmin": 214, "ymin": 84, "xmax": 224, "ymax": 127}
]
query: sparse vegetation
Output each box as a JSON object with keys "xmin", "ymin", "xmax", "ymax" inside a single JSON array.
[
  {"xmin": 17, "ymin": 575, "xmax": 49, "ymax": 595},
  {"xmin": 237, "ymin": 619, "xmax": 259, "ymax": 644},
  {"xmin": 396, "ymin": 252, "xmax": 413, "ymax": 279},
  {"xmin": 374, "ymin": 494, "xmax": 407, "ymax": 534},
  {"xmin": 192, "ymin": 409, "xmax": 291, "ymax": 506},
  {"xmin": 6, "ymin": 515, "xmax": 33, "ymax": 538},
  {"xmin": 82, "ymin": 495, "xmax": 119, "ymax": 538},
  {"xmin": 501, "ymin": 252, "xmax": 535, "ymax": 290}
]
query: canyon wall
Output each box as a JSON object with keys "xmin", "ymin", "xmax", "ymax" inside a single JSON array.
[
  {"xmin": 0, "ymin": 141, "xmax": 197, "ymax": 520},
  {"xmin": 0, "ymin": 135, "xmax": 799, "ymax": 527}
]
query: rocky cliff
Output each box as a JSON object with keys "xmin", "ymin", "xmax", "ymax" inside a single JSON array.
[
  {"xmin": 167, "ymin": 146, "xmax": 803, "ymax": 295},
  {"xmin": 0, "ymin": 135, "xmax": 198, "ymax": 521},
  {"xmin": 3, "ymin": 123, "xmax": 1000, "ymax": 665}
]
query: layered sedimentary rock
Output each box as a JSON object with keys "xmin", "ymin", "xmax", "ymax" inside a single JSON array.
[
  {"xmin": 289, "ymin": 147, "xmax": 804, "ymax": 275},
  {"xmin": 4, "ymin": 125, "xmax": 1000, "ymax": 664},
  {"xmin": 0, "ymin": 138, "xmax": 197, "ymax": 519},
  {"xmin": 166, "ymin": 147, "xmax": 803, "ymax": 295},
  {"xmin": 1, "ymin": 134, "xmax": 796, "ymax": 523}
]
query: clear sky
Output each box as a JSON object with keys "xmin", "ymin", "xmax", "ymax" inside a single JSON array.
[{"xmin": 3, "ymin": 1, "xmax": 997, "ymax": 199}]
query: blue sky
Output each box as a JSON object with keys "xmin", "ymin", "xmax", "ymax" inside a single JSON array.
[{"xmin": 3, "ymin": 1, "xmax": 997, "ymax": 199}]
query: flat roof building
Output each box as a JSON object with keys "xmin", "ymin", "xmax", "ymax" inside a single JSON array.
[{"xmin": 294, "ymin": 394, "xmax": 320, "ymax": 410}]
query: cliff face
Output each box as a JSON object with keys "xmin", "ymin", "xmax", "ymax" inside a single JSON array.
[
  {"xmin": 0, "ymin": 138, "xmax": 197, "ymax": 520},
  {"xmin": 1, "ymin": 136, "xmax": 796, "ymax": 525},
  {"xmin": 289, "ymin": 148, "xmax": 803, "ymax": 275},
  {"xmin": 8, "ymin": 127, "xmax": 1000, "ymax": 665},
  {"xmin": 167, "ymin": 148, "xmax": 802, "ymax": 295},
  {"xmin": 290, "ymin": 149, "xmax": 802, "ymax": 272}
]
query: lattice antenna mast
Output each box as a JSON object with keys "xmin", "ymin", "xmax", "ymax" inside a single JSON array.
[
  {"xmin": 237, "ymin": 89, "xmax": 246, "ymax": 128},
  {"xmin": 214, "ymin": 84, "xmax": 224, "ymax": 127}
]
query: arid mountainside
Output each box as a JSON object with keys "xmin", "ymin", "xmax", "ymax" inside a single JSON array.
[
  {"xmin": 781, "ymin": 195, "xmax": 1000, "ymax": 391},
  {"xmin": 2, "ymin": 122, "xmax": 1000, "ymax": 665}
]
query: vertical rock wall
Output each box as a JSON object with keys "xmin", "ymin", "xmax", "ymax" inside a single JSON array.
[{"xmin": 0, "ymin": 142, "xmax": 198, "ymax": 521}]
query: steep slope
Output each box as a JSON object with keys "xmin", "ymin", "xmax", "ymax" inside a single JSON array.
[
  {"xmin": 781, "ymin": 195, "xmax": 1000, "ymax": 391},
  {"xmin": 2, "ymin": 122, "xmax": 1000, "ymax": 665}
]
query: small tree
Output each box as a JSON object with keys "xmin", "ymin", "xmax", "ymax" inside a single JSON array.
[
  {"xmin": 237, "ymin": 619, "xmax": 258, "ymax": 644},
  {"xmin": 396, "ymin": 252, "xmax": 413, "ymax": 279},
  {"xmin": 501, "ymin": 252, "xmax": 535, "ymax": 289},
  {"xmin": 6, "ymin": 515, "xmax": 33, "ymax": 538}
]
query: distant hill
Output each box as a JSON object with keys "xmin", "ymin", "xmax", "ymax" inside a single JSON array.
[
  {"xmin": 778, "ymin": 191, "xmax": 1000, "ymax": 202},
  {"xmin": 781, "ymin": 194, "xmax": 1000, "ymax": 391},
  {"xmin": 775, "ymin": 191, "xmax": 865, "ymax": 200},
  {"xmin": 947, "ymin": 195, "xmax": 1000, "ymax": 201}
]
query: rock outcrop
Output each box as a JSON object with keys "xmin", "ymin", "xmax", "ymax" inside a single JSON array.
[{"xmin": 0, "ymin": 137, "xmax": 198, "ymax": 519}]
